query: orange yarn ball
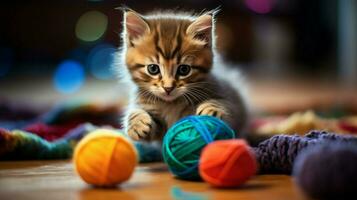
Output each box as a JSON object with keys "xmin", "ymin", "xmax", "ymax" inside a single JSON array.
[
  {"xmin": 73, "ymin": 129, "xmax": 137, "ymax": 187},
  {"xmin": 199, "ymin": 139, "xmax": 257, "ymax": 187}
]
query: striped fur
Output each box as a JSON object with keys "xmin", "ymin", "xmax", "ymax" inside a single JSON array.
[{"xmin": 118, "ymin": 9, "xmax": 248, "ymax": 141}]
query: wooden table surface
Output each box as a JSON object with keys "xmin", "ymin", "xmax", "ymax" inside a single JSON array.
[{"xmin": 0, "ymin": 161, "xmax": 306, "ymax": 200}]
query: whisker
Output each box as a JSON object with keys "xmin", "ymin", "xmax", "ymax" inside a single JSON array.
[
  {"xmin": 137, "ymin": 89, "xmax": 159, "ymax": 104},
  {"xmin": 182, "ymin": 94, "xmax": 191, "ymax": 107},
  {"xmin": 187, "ymin": 90, "xmax": 205, "ymax": 101},
  {"xmin": 188, "ymin": 88, "xmax": 211, "ymax": 100},
  {"xmin": 189, "ymin": 86, "xmax": 216, "ymax": 95},
  {"xmin": 183, "ymin": 93, "xmax": 195, "ymax": 107},
  {"xmin": 189, "ymin": 92, "xmax": 207, "ymax": 103},
  {"xmin": 186, "ymin": 91, "xmax": 201, "ymax": 103}
]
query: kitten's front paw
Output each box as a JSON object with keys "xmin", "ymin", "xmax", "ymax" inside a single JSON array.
[
  {"xmin": 127, "ymin": 110, "xmax": 155, "ymax": 141},
  {"xmin": 196, "ymin": 100, "xmax": 227, "ymax": 119}
]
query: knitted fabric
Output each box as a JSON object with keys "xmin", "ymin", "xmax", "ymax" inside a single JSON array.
[
  {"xmin": 0, "ymin": 128, "xmax": 73, "ymax": 160},
  {"xmin": 0, "ymin": 124, "xmax": 95, "ymax": 160},
  {"xmin": 0, "ymin": 124, "xmax": 162, "ymax": 163},
  {"xmin": 254, "ymin": 130, "xmax": 357, "ymax": 174},
  {"xmin": 24, "ymin": 123, "xmax": 79, "ymax": 141},
  {"xmin": 0, "ymin": 101, "xmax": 129, "ymax": 160}
]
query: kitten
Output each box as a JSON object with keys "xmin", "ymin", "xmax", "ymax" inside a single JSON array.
[{"xmin": 117, "ymin": 8, "xmax": 248, "ymax": 141}]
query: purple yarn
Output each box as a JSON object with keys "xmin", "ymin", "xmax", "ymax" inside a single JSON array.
[
  {"xmin": 253, "ymin": 130, "xmax": 357, "ymax": 174},
  {"xmin": 293, "ymin": 143, "xmax": 357, "ymax": 200}
]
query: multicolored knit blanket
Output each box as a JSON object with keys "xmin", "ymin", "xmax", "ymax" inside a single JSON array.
[
  {"xmin": 0, "ymin": 101, "xmax": 161, "ymax": 162},
  {"xmin": 1, "ymin": 101, "xmax": 357, "ymax": 161}
]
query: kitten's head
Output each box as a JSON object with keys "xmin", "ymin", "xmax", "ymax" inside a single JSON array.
[{"xmin": 122, "ymin": 9, "xmax": 216, "ymax": 102}]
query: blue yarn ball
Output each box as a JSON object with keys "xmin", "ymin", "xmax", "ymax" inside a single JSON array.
[
  {"xmin": 293, "ymin": 142, "xmax": 357, "ymax": 200},
  {"xmin": 162, "ymin": 115, "xmax": 236, "ymax": 180}
]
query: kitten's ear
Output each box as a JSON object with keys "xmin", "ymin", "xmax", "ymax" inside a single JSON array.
[
  {"xmin": 124, "ymin": 10, "xmax": 150, "ymax": 43},
  {"xmin": 186, "ymin": 14, "xmax": 213, "ymax": 46}
]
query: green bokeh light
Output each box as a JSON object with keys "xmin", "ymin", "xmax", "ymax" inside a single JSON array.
[{"xmin": 75, "ymin": 11, "xmax": 108, "ymax": 42}]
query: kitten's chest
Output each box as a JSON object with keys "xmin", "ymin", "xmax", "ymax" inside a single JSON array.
[{"xmin": 148, "ymin": 102, "xmax": 195, "ymax": 127}]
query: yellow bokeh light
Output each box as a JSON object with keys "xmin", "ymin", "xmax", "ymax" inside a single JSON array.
[{"xmin": 75, "ymin": 11, "xmax": 108, "ymax": 42}]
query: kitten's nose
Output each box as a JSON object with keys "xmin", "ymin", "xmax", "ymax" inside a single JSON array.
[{"xmin": 163, "ymin": 87, "xmax": 174, "ymax": 94}]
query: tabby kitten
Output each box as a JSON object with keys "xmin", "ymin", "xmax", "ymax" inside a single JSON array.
[{"xmin": 118, "ymin": 9, "xmax": 248, "ymax": 141}]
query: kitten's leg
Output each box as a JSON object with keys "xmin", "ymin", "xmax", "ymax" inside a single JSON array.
[
  {"xmin": 126, "ymin": 109, "xmax": 157, "ymax": 141},
  {"xmin": 196, "ymin": 100, "xmax": 229, "ymax": 119}
]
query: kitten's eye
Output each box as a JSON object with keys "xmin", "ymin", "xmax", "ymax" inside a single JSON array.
[
  {"xmin": 147, "ymin": 64, "xmax": 160, "ymax": 75},
  {"xmin": 177, "ymin": 64, "xmax": 191, "ymax": 76}
]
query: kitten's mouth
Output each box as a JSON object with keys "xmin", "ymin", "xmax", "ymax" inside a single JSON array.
[{"xmin": 158, "ymin": 93, "xmax": 179, "ymax": 102}]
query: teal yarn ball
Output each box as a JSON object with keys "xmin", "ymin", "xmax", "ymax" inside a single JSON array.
[{"xmin": 162, "ymin": 115, "xmax": 236, "ymax": 180}]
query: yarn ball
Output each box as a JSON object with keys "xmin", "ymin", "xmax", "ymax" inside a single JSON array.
[
  {"xmin": 73, "ymin": 129, "xmax": 137, "ymax": 187},
  {"xmin": 199, "ymin": 139, "xmax": 257, "ymax": 187},
  {"xmin": 293, "ymin": 143, "xmax": 357, "ymax": 200},
  {"xmin": 162, "ymin": 115, "xmax": 236, "ymax": 180}
]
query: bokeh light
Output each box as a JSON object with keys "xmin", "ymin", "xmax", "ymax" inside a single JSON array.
[
  {"xmin": 75, "ymin": 11, "xmax": 108, "ymax": 42},
  {"xmin": 244, "ymin": 0, "xmax": 276, "ymax": 14},
  {"xmin": 54, "ymin": 60, "xmax": 85, "ymax": 94},
  {"xmin": 87, "ymin": 44, "xmax": 116, "ymax": 80}
]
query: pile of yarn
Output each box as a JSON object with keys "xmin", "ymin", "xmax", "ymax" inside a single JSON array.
[{"xmin": 163, "ymin": 114, "xmax": 357, "ymax": 192}]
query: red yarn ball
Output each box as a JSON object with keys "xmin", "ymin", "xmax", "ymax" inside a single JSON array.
[{"xmin": 199, "ymin": 139, "xmax": 257, "ymax": 187}]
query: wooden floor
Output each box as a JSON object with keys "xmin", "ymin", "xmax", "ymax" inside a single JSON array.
[{"xmin": 0, "ymin": 161, "xmax": 306, "ymax": 200}]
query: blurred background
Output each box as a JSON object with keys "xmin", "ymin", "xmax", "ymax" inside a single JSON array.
[{"xmin": 0, "ymin": 0, "xmax": 356, "ymax": 113}]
